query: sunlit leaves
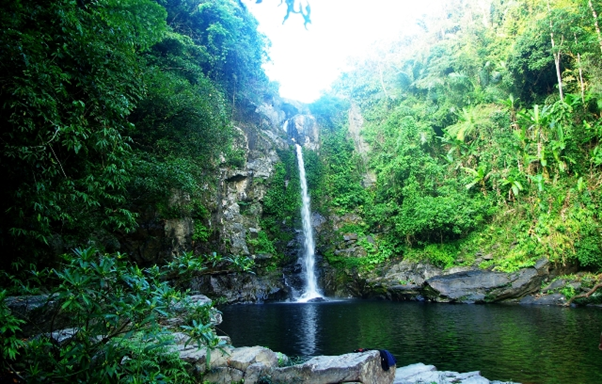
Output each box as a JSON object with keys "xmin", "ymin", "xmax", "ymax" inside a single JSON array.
[
  {"xmin": 164, "ymin": 0, "xmax": 269, "ymax": 104},
  {"xmin": 445, "ymin": 105, "xmax": 497, "ymax": 141},
  {"xmin": 316, "ymin": 0, "xmax": 602, "ymax": 272}
]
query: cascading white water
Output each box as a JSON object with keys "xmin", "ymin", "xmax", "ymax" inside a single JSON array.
[{"xmin": 295, "ymin": 143, "xmax": 322, "ymax": 301}]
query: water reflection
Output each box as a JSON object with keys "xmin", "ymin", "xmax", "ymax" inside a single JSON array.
[
  {"xmin": 219, "ymin": 300, "xmax": 602, "ymax": 383},
  {"xmin": 297, "ymin": 303, "xmax": 318, "ymax": 356}
]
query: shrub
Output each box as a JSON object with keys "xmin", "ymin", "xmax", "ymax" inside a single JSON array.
[{"xmin": 3, "ymin": 247, "xmax": 229, "ymax": 383}]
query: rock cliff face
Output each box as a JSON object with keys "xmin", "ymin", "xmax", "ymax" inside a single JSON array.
[
  {"xmin": 119, "ymin": 96, "xmax": 327, "ymax": 303},
  {"xmin": 118, "ymin": 99, "xmax": 584, "ymax": 306},
  {"xmin": 120, "ymin": 98, "xmax": 293, "ymax": 263},
  {"xmin": 348, "ymin": 102, "xmax": 376, "ymax": 187},
  {"xmin": 122, "ymin": 191, "xmax": 196, "ymax": 266},
  {"xmin": 191, "ymin": 271, "xmax": 289, "ymax": 304},
  {"xmin": 216, "ymin": 122, "xmax": 287, "ymax": 257},
  {"xmin": 286, "ymin": 114, "xmax": 319, "ymax": 151},
  {"xmin": 214, "ymin": 101, "xmax": 322, "ymax": 261}
]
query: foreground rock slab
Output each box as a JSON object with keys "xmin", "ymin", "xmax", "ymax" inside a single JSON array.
[
  {"xmin": 267, "ymin": 350, "xmax": 395, "ymax": 384},
  {"xmin": 394, "ymin": 363, "xmax": 519, "ymax": 384},
  {"xmin": 173, "ymin": 333, "xmax": 516, "ymax": 384}
]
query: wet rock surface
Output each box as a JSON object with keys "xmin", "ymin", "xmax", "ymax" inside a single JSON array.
[
  {"xmin": 4, "ymin": 294, "xmax": 68, "ymax": 335},
  {"xmin": 423, "ymin": 268, "xmax": 542, "ymax": 303},
  {"xmin": 186, "ymin": 251, "xmax": 590, "ymax": 306},
  {"xmin": 366, "ymin": 259, "xmax": 444, "ymax": 300},
  {"xmin": 519, "ymin": 293, "xmax": 567, "ymax": 305},
  {"xmin": 356, "ymin": 257, "xmax": 580, "ymax": 305},
  {"xmin": 118, "ymin": 98, "xmax": 299, "ymax": 264},
  {"xmin": 175, "ymin": 337, "xmax": 395, "ymax": 384}
]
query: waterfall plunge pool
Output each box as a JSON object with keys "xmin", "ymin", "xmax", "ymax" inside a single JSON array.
[{"xmin": 217, "ymin": 300, "xmax": 602, "ymax": 383}]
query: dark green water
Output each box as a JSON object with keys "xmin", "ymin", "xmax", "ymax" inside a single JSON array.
[{"xmin": 218, "ymin": 300, "xmax": 602, "ymax": 384}]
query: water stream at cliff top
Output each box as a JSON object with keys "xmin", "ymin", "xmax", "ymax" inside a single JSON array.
[{"xmin": 295, "ymin": 143, "xmax": 322, "ymax": 302}]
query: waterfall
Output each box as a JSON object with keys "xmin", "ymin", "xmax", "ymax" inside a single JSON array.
[{"xmin": 295, "ymin": 144, "xmax": 322, "ymax": 302}]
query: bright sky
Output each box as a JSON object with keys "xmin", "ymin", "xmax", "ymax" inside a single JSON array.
[{"xmin": 247, "ymin": 0, "xmax": 437, "ymax": 103}]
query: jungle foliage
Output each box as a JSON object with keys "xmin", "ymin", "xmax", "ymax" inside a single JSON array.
[
  {"xmin": 3, "ymin": 0, "xmax": 602, "ymax": 379},
  {"xmin": 0, "ymin": 0, "xmax": 271, "ymax": 270},
  {"xmin": 260, "ymin": 148, "xmax": 301, "ymax": 256},
  {"xmin": 310, "ymin": 0, "xmax": 602, "ymax": 272},
  {"xmin": 0, "ymin": 1, "xmax": 271, "ymax": 380},
  {"xmin": 0, "ymin": 247, "xmax": 255, "ymax": 383}
]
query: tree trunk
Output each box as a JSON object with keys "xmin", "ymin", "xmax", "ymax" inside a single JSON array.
[
  {"xmin": 589, "ymin": 0, "xmax": 602, "ymax": 55},
  {"xmin": 548, "ymin": 0, "xmax": 564, "ymax": 102},
  {"xmin": 575, "ymin": 33, "xmax": 585, "ymax": 103},
  {"xmin": 566, "ymin": 280, "xmax": 602, "ymax": 306},
  {"xmin": 379, "ymin": 62, "xmax": 389, "ymax": 99}
]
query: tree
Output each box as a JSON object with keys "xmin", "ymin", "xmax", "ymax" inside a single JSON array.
[
  {"xmin": 251, "ymin": 0, "xmax": 311, "ymax": 27},
  {"xmin": 0, "ymin": 0, "xmax": 167, "ymax": 267},
  {"xmin": 588, "ymin": 0, "xmax": 602, "ymax": 55},
  {"xmin": 0, "ymin": 247, "xmax": 250, "ymax": 382},
  {"xmin": 547, "ymin": 0, "xmax": 565, "ymax": 101},
  {"xmin": 164, "ymin": 0, "xmax": 270, "ymax": 111}
]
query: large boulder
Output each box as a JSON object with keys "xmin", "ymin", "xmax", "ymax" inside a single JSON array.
[
  {"xmin": 191, "ymin": 272, "xmax": 288, "ymax": 304},
  {"xmin": 226, "ymin": 346, "xmax": 279, "ymax": 372},
  {"xmin": 367, "ymin": 259, "xmax": 444, "ymax": 300},
  {"xmin": 202, "ymin": 367, "xmax": 244, "ymax": 384},
  {"xmin": 267, "ymin": 350, "xmax": 396, "ymax": 384},
  {"xmin": 164, "ymin": 294, "xmax": 222, "ymax": 327},
  {"xmin": 4, "ymin": 294, "xmax": 70, "ymax": 336},
  {"xmin": 174, "ymin": 333, "xmax": 509, "ymax": 384},
  {"xmin": 424, "ymin": 266, "xmax": 545, "ymax": 303},
  {"xmin": 175, "ymin": 337, "xmax": 278, "ymax": 369},
  {"xmin": 174, "ymin": 337, "xmax": 283, "ymax": 384}
]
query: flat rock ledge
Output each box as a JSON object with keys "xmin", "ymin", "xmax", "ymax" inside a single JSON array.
[
  {"xmin": 174, "ymin": 334, "xmax": 517, "ymax": 384},
  {"xmin": 368, "ymin": 258, "xmax": 565, "ymax": 304},
  {"xmin": 395, "ymin": 363, "xmax": 519, "ymax": 384}
]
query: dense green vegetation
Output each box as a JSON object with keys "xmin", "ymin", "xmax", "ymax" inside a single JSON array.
[
  {"xmin": 3, "ymin": 0, "xmax": 602, "ymax": 380},
  {"xmin": 0, "ymin": 0, "xmax": 270, "ymax": 381},
  {"xmin": 261, "ymin": 149, "xmax": 301, "ymax": 244},
  {"xmin": 0, "ymin": 0, "xmax": 270, "ymax": 270},
  {"xmin": 310, "ymin": 0, "xmax": 602, "ymax": 273},
  {"xmin": 1, "ymin": 247, "xmax": 254, "ymax": 382}
]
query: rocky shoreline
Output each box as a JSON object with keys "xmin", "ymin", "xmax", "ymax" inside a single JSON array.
[
  {"xmin": 193, "ymin": 255, "xmax": 602, "ymax": 307},
  {"xmin": 173, "ymin": 332, "xmax": 518, "ymax": 384},
  {"xmin": 395, "ymin": 363, "xmax": 518, "ymax": 384},
  {"xmin": 6, "ymin": 292, "xmax": 525, "ymax": 383}
]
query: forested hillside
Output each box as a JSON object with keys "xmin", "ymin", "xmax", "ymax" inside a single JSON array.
[
  {"xmin": 0, "ymin": 1, "xmax": 276, "ymax": 380},
  {"xmin": 308, "ymin": 0, "xmax": 602, "ymax": 274},
  {"xmin": 0, "ymin": 0, "xmax": 271, "ymax": 271},
  {"xmin": 2, "ymin": 0, "xmax": 602, "ymax": 381}
]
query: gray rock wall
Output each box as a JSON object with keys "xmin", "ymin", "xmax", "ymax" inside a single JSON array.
[
  {"xmin": 120, "ymin": 98, "xmax": 301, "ymax": 265},
  {"xmin": 215, "ymin": 118, "xmax": 288, "ymax": 257}
]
